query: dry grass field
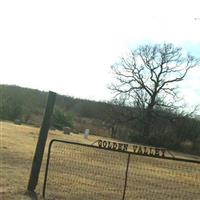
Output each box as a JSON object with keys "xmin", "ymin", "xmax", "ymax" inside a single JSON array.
[
  {"xmin": 1, "ymin": 121, "xmax": 200, "ymax": 200},
  {"xmin": 0, "ymin": 121, "xmax": 103, "ymax": 200}
]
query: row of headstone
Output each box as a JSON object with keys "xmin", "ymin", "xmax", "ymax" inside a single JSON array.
[{"xmin": 63, "ymin": 127, "xmax": 90, "ymax": 139}]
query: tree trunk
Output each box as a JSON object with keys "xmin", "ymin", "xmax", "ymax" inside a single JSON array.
[
  {"xmin": 143, "ymin": 106, "xmax": 153, "ymax": 140},
  {"xmin": 111, "ymin": 126, "xmax": 117, "ymax": 138}
]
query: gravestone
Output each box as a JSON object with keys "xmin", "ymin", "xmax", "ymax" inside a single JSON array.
[
  {"xmin": 84, "ymin": 129, "xmax": 90, "ymax": 139},
  {"xmin": 63, "ymin": 127, "xmax": 71, "ymax": 134}
]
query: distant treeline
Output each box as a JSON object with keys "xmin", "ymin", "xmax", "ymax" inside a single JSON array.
[
  {"xmin": 0, "ymin": 84, "xmax": 200, "ymax": 155},
  {"xmin": 0, "ymin": 84, "xmax": 109, "ymax": 123}
]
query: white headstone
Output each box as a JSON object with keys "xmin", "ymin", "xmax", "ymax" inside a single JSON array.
[{"xmin": 84, "ymin": 129, "xmax": 90, "ymax": 139}]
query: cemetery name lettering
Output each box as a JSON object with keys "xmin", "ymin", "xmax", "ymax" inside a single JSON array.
[{"xmin": 98, "ymin": 140, "xmax": 166, "ymax": 157}]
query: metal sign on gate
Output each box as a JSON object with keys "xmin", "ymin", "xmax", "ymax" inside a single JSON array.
[
  {"xmin": 97, "ymin": 139, "xmax": 167, "ymax": 157},
  {"xmin": 43, "ymin": 139, "xmax": 200, "ymax": 200}
]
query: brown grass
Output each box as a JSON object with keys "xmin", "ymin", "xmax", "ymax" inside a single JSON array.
[
  {"xmin": 1, "ymin": 121, "xmax": 200, "ymax": 200},
  {"xmin": 0, "ymin": 121, "xmax": 103, "ymax": 199}
]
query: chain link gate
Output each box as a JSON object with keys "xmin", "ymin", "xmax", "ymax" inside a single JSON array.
[{"xmin": 42, "ymin": 139, "xmax": 200, "ymax": 200}]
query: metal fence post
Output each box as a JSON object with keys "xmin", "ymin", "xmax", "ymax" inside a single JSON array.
[
  {"xmin": 42, "ymin": 139, "xmax": 55, "ymax": 198},
  {"xmin": 27, "ymin": 91, "xmax": 56, "ymax": 193},
  {"xmin": 122, "ymin": 153, "xmax": 131, "ymax": 200}
]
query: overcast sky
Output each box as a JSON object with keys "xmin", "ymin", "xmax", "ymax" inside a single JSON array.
[{"xmin": 0, "ymin": 0, "xmax": 200, "ymax": 112}]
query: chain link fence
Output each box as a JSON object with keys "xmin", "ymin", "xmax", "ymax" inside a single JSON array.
[{"xmin": 43, "ymin": 139, "xmax": 200, "ymax": 200}]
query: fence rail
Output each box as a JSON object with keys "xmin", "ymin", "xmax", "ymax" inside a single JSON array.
[{"xmin": 43, "ymin": 139, "xmax": 200, "ymax": 200}]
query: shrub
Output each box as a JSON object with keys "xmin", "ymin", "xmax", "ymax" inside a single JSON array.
[{"xmin": 52, "ymin": 110, "xmax": 74, "ymax": 130}]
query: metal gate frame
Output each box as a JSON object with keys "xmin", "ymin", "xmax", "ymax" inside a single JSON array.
[{"xmin": 42, "ymin": 139, "xmax": 200, "ymax": 199}]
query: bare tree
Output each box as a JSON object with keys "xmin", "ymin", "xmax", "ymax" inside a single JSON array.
[{"xmin": 110, "ymin": 43, "xmax": 199, "ymax": 139}]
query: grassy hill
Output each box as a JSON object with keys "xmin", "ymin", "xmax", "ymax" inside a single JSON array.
[
  {"xmin": 0, "ymin": 84, "xmax": 113, "ymax": 135},
  {"xmin": 1, "ymin": 84, "xmax": 200, "ymax": 155}
]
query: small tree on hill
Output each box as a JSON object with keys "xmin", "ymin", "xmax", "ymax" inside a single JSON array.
[{"xmin": 52, "ymin": 109, "xmax": 74, "ymax": 130}]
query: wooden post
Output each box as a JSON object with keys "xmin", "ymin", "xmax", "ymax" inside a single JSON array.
[{"xmin": 27, "ymin": 91, "xmax": 56, "ymax": 192}]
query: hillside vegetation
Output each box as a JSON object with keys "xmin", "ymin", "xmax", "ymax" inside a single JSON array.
[{"xmin": 0, "ymin": 84, "xmax": 200, "ymax": 155}]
